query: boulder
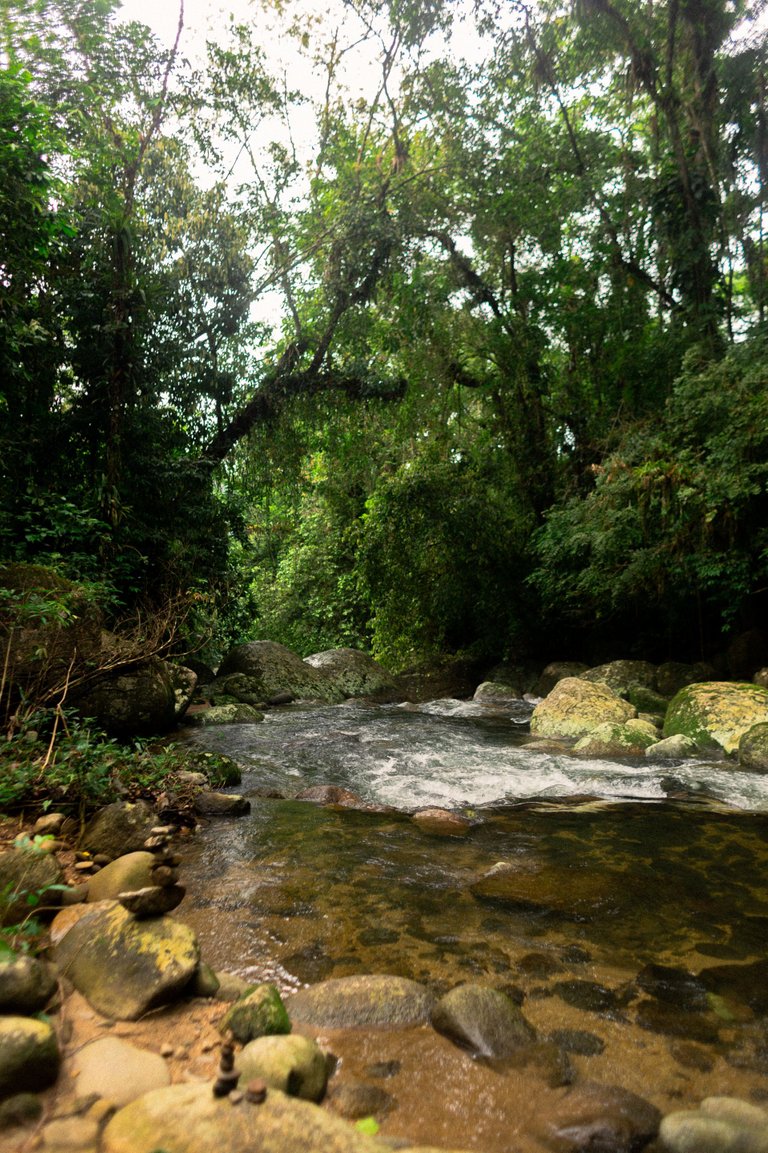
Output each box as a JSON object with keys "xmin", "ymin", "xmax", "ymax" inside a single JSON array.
[
  {"xmin": 0, "ymin": 1016, "xmax": 60, "ymax": 1098},
  {"xmin": 431, "ymin": 983, "xmax": 536, "ymax": 1058},
  {"xmin": 530, "ymin": 678, "xmax": 636, "ymax": 741},
  {"xmin": 573, "ymin": 720, "xmax": 659, "ymax": 757},
  {"xmin": 216, "ymin": 641, "xmax": 342, "ymax": 703},
  {"xmin": 73, "ymin": 1036, "xmax": 170, "ymax": 1105},
  {"xmin": 0, "ymin": 848, "xmax": 64, "ymax": 927},
  {"xmin": 534, "ymin": 662, "xmax": 590, "ymax": 698},
  {"xmin": 184, "ymin": 750, "xmax": 242, "ymax": 786},
  {"xmin": 73, "ymin": 657, "xmax": 177, "ymax": 737},
  {"xmin": 193, "ymin": 791, "xmax": 250, "ymax": 817},
  {"xmin": 288, "ymin": 975, "xmax": 434, "ymax": 1028},
  {"xmin": 170, "ymin": 664, "xmax": 197, "ymax": 719},
  {"xmin": 80, "ymin": 800, "xmax": 157, "ymax": 859},
  {"xmin": 102, "ymin": 1082, "xmax": 395, "ymax": 1153},
  {"xmin": 663, "ymin": 682, "xmax": 768, "ymax": 754},
  {"xmin": 738, "ymin": 723, "xmax": 768, "ymax": 772},
  {"xmin": 472, "ymin": 681, "xmax": 522, "ymax": 704},
  {"xmin": 660, "ymin": 1097, "xmax": 768, "ymax": 1153},
  {"xmin": 754, "ymin": 668, "xmax": 768, "ymax": 689},
  {"xmin": 470, "ymin": 860, "xmax": 617, "ymax": 918},
  {"xmin": 85, "ymin": 851, "xmax": 155, "ymax": 902},
  {"xmin": 219, "ymin": 984, "xmax": 291, "ymax": 1044},
  {"xmin": 303, "ymin": 648, "xmax": 398, "ymax": 699},
  {"xmin": 412, "ymin": 809, "xmax": 472, "ymax": 835},
  {"xmin": 0, "ymin": 953, "xmax": 57, "ymax": 1014},
  {"xmin": 657, "ymin": 661, "xmax": 716, "ymax": 698},
  {"xmin": 531, "ymin": 1081, "xmax": 661, "ymax": 1153},
  {"xmin": 53, "ymin": 901, "xmax": 200, "ymax": 1020},
  {"xmin": 645, "ymin": 734, "xmax": 699, "ymax": 761},
  {"xmin": 185, "ymin": 703, "xmax": 264, "ymax": 726},
  {"xmin": 580, "ymin": 660, "xmax": 658, "ymax": 697},
  {"xmin": 237, "ymin": 1034, "xmax": 328, "ymax": 1101}
]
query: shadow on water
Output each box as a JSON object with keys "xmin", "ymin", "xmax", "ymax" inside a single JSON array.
[{"xmin": 178, "ymin": 703, "xmax": 768, "ymax": 1151}]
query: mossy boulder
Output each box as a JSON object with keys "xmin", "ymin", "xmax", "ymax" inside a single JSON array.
[
  {"xmin": 102, "ymin": 1082, "xmax": 394, "ymax": 1153},
  {"xmin": 738, "ymin": 723, "xmax": 768, "ymax": 772},
  {"xmin": 573, "ymin": 720, "xmax": 659, "ymax": 757},
  {"xmin": 0, "ymin": 848, "xmax": 64, "ymax": 927},
  {"xmin": 663, "ymin": 682, "xmax": 768, "ymax": 755},
  {"xmin": 237, "ymin": 1034, "xmax": 328, "ymax": 1101},
  {"xmin": 580, "ymin": 660, "xmax": 658, "ymax": 697},
  {"xmin": 219, "ymin": 983, "xmax": 291, "ymax": 1043},
  {"xmin": 73, "ymin": 658, "xmax": 177, "ymax": 737},
  {"xmin": 80, "ymin": 800, "xmax": 157, "ymax": 859},
  {"xmin": 530, "ymin": 677, "xmax": 636, "ymax": 741},
  {"xmin": 216, "ymin": 641, "xmax": 342, "ymax": 703},
  {"xmin": 304, "ymin": 648, "xmax": 398, "ymax": 699},
  {"xmin": 0, "ymin": 1017, "xmax": 60, "ymax": 1097},
  {"xmin": 53, "ymin": 901, "xmax": 200, "ymax": 1019}
]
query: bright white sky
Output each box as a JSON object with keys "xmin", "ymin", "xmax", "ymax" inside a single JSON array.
[{"xmin": 118, "ymin": 0, "xmax": 250, "ymax": 55}]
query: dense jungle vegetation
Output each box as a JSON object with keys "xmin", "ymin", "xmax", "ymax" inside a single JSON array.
[{"xmin": 2, "ymin": 0, "xmax": 768, "ymax": 672}]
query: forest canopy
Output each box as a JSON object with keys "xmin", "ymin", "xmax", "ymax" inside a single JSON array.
[{"xmin": 1, "ymin": 0, "xmax": 767, "ymax": 668}]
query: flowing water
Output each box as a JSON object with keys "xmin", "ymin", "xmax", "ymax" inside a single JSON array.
[{"xmin": 177, "ymin": 701, "xmax": 768, "ymax": 1151}]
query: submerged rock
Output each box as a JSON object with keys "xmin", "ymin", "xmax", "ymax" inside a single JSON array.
[
  {"xmin": 412, "ymin": 808, "xmax": 472, "ymax": 835},
  {"xmin": 430, "ymin": 983, "xmax": 536, "ymax": 1058},
  {"xmin": 532, "ymin": 1081, "xmax": 661, "ymax": 1153},
  {"xmin": 288, "ymin": 974, "xmax": 434, "ymax": 1028},
  {"xmin": 470, "ymin": 860, "xmax": 617, "ymax": 918}
]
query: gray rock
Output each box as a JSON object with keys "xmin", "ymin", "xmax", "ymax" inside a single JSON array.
[
  {"xmin": 0, "ymin": 1016, "xmax": 60, "ymax": 1097},
  {"xmin": 188, "ymin": 962, "xmax": 220, "ymax": 998},
  {"xmin": 73, "ymin": 1036, "xmax": 171, "ymax": 1106},
  {"xmin": 532, "ymin": 1081, "xmax": 661, "ymax": 1153},
  {"xmin": 73, "ymin": 657, "xmax": 177, "ymax": 737},
  {"xmin": 237, "ymin": 1034, "xmax": 328, "ymax": 1101},
  {"xmin": 214, "ymin": 971, "xmax": 251, "ymax": 1002},
  {"xmin": 656, "ymin": 661, "xmax": 716, "ymax": 698},
  {"xmin": 193, "ymin": 791, "xmax": 250, "ymax": 817},
  {"xmin": 431, "ymin": 983, "xmax": 536, "ymax": 1058},
  {"xmin": 303, "ymin": 648, "xmax": 398, "ymax": 699},
  {"xmin": 0, "ymin": 848, "xmax": 64, "ymax": 926},
  {"xmin": 85, "ymin": 851, "xmax": 155, "ymax": 902},
  {"xmin": 288, "ymin": 974, "xmax": 434, "ymax": 1028},
  {"xmin": 217, "ymin": 640, "xmax": 342, "ymax": 703},
  {"xmin": 530, "ymin": 678, "xmax": 636, "ymax": 741},
  {"xmin": 32, "ymin": 813, "xmax": 67, "ymax": 837},
  {"xmin": 80, "ymin": 801, "xmax": 157, "ymax": 859},
  {"xmin": 739, "ymin": 722, "xmax": 768, "ymax": 772},
  {"xmin": 102, "ymin": 1081, "xmax": 394, "ymax": 1153},
  {"xmin": 295, "ymin": 786, "xmax": 365, "ymax": 808},
  {"xmin": 534, "ymin": 662, "xmax": 590, "ymax": 697},
  {"xmin": 53, "ymin": 900, "xmax": 200, "ymax": 1020},
  {"xmin": 580, "ymin": 660, "xmax": 658, "ymax": 696},
  {"xmin": 219, "ymin": 983, "xmax": 291, "ymax": 1043},
  {"xmin": 0, "ymin": 953, "xmax": 57, "ymax": 1014}
]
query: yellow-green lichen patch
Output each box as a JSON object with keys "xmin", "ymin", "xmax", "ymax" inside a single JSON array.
[{"xmin": 664, "ymin": 682, "xmax": 768, "ymax": 754}]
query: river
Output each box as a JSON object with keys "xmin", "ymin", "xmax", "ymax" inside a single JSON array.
[{"xmin": 176, "ymin": 699, "xmax": 768, "ymax": 1151}]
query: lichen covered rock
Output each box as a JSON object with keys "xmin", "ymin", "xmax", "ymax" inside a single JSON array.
[
  {"xmin": 530, "ymin": 677, "xmax": 636, "ymax": 741},
  {"xmin": 288, "ymin": 974, "xmax": 434, "ymax": 1028},
  {"xmin": 573, "ymin": 720, "xmax": 659, "ymax": 757},
  {"xmin": 663, "ymin": 682, "xmax": 768, "ymax": 755}
]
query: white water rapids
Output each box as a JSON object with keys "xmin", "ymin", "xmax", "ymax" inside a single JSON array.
[{"xmin": 184, "ymin": 698, "xmax": 768, "ymax": 813}]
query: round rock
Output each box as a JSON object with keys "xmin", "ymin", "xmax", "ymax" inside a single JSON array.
[
  {"xmin": 0, "ymin": 1016, "xmax": 60, "ymax": 1097},
  {"xmin": 288, "ymin": 974, "xmax": 434, "ymax": 1029},
  {"xmin": 73, "ymin": 1036, "xmax": 171, "ymax": 1106},
  {"xmin": 431, "ymin": 983, "xmax": 536, "ymax": 1058},
  {"xmin": 237, "ymin": 1034, "xmax": 328, "ymax": 1101}
]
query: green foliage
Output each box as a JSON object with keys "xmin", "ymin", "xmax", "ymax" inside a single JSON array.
[{"xmin": 531, "ymin": 336, "xmax": 768, "ymax": 653}]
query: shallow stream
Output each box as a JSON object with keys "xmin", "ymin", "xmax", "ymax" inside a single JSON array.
[{"xmin": 178, "ymin": 701, "xmax": 768, "ymax": 1151}]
